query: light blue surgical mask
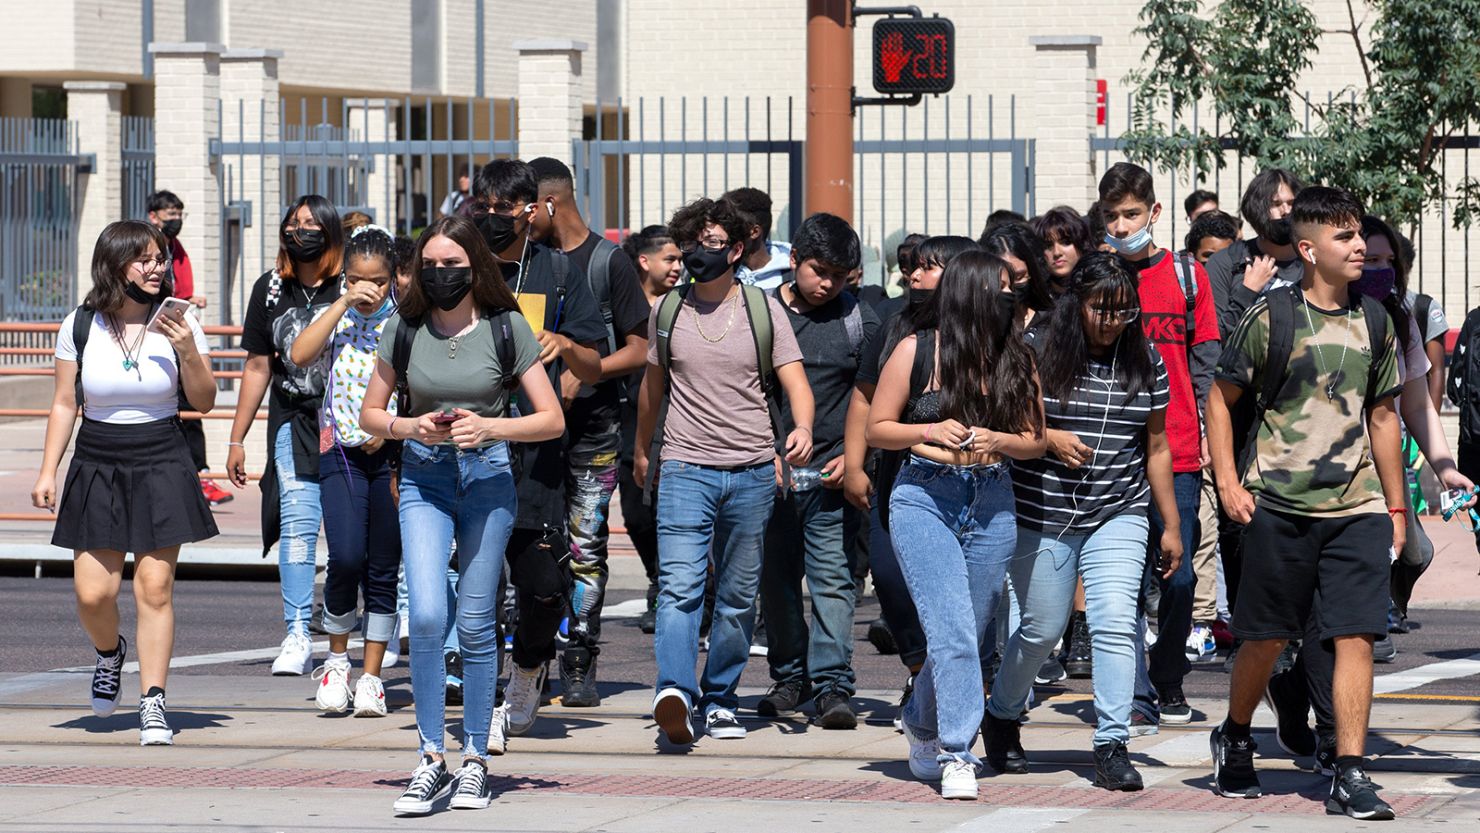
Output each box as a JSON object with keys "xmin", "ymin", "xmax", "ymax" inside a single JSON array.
[{"xmin": 1104, "ymin": 217, "xmax": 1154, "ymax": 256}]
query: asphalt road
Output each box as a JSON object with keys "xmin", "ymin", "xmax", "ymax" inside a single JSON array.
[{"xmin": 5, "ymin": 576, "xmax": 1479, "ymax": 717}]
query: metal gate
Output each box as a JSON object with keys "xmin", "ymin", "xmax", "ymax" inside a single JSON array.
[
  {"xmin": 122, "ymin": 116, "xmax": 155, "ymax": 221},
  {"xmin": 0, "ymin": 117, "xmax": 86, "ymax": 323}
]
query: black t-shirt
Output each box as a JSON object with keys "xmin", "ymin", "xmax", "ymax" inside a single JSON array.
[
  {"xmin": 773, "ymin": 286, "xmax": 880, "ymax": 464},
  {"xmin": 855, "ymin": 308, "xmax": 912, "ymax": 388},
  {"xmin": 504, "ymin": 243, "xmax": 607, "ymax": 529},
  {"xmin": 240, "ymin": 270, "xmax": 344, "ymax": 428},
  {"xmin": 562, "ymin": 230, "xmax": 652, "ymax": 463}
]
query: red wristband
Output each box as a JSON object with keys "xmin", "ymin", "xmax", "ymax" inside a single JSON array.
[{"xmin": 1387, "ymin": 507, "xmax": 1409, "ymax": 515}]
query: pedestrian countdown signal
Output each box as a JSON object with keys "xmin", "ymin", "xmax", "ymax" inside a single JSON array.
[{"xmin": 871, "ymin": 16, "xmax": 955, "ymax": 97}]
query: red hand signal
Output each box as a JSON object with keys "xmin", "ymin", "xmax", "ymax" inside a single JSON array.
[{"xmin": 880, "ymin": 31, "xmax": 912, "ymax": 83}]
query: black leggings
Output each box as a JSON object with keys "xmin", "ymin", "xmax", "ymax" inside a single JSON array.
[{"xmin": 506, "ymin": 526, "xmax": 577, "ymax": 670}]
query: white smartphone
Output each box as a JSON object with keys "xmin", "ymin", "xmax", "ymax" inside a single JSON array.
[{"xmin": 147, "ymin": 297, "xmax": 194, "ymax": 333}]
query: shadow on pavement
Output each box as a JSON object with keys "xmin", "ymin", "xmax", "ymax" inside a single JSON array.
[{"xmin": 52, "ymin": 709, "xmax": 233, "ymax": 736}]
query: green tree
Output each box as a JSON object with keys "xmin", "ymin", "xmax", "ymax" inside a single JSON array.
[{"xmin": 1122, "ymin": 0, "xmax": 1480, "ymax": 227}]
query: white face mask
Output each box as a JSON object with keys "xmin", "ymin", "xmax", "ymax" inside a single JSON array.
[{"xmin": 1104, "ymin": 215, "xmax": 1154, "ymax": 256}]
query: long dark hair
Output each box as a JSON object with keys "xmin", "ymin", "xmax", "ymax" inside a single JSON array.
[
  {"xmin": 883, "ymin": 235, "xmax": 979, "ymax": 359},
  {"xmin": 1037, "ymin": 252, "xmax": 1158, "ymax": 406},
  {"xmin": 980, "ymin": 222, "xmax": 1055, "ymax": 311},
  {"xmin": 933, "ymin": 250, "xmax": 1042, "ymax": 435},
  {"xmin": 275, "ymin": 194, "xmax": 344, "ymax": 281},
  {"xmin": 400, "ymin": 216, "xmax": 520, "ymax": 319},
  {"xmin": 84, "ymin": 220, "xmax": 172, "ymax": 313},
  {"xmin": 1359, "ymin": 214, "xmax": 1415, "ymax": 354}
]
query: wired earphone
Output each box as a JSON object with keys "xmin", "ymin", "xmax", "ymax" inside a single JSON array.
[{"xmin": 1028, "ymin": 338, "xmax": 1119, "ymax": 557}]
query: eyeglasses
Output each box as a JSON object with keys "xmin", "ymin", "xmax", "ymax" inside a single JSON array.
[
  {"xmin": 1091, "ymin": 307, "xmax": 1140, "ymax": 324},
  {"xmin": 470, "ymin": 200, "xmax": 525, "ymax": 218},
  {"xmin": 134, "ymin": 255, "xmax": 169, "ymax": 268},
  {"xmin": 284, "ymin": 220, "xmax": 321, "ymax": 232},
  {"xmin": 677, "ymin": 237, "xmax": 730, "ymax": 254}
]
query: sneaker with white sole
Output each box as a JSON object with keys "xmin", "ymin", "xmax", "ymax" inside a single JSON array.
[
  {"xmin": 488, "ymin": 705, "xmax": 507, "ymax": 756},
  {"xmin": 503, "ymin": 664, "xmax": 546, "ymax": 737},
  {"xmin": 705, "ymin": 708, "xmax": 746, "ymax": 739},
  {"xmin": 91, "ymin": 636, "xmax": 127, "ymax": 717},
  {"xmin": 353, "ymin": 673, "xmax": 387, "ymax": 717},
  {"xmin": 271, "ymin": 632, "xmax": 314, "ymax": 676},
  {"xmin": 312, "ymin": 659, "xmax": 352, "ymax": 713},
  {"xmin": 653, "ymin": 688, "xmax": 695, "ymax": 745},
  {"xmin": 901, "ymin": 720, "xmax": 943, "ymax": 781},
  {"xmin": 449, "ymin": 759, "xmax": 491, "ymax": 810},
  {"xmin": 138, "ymin": 692, "xmax": 173, "ymax": 746},
  {"xmin": 939, "ymin": 759, "xmax": 979, "ymax": 800},
  {"xmin": 393, "ymin": 755, "xmax": 451, "ymax": 815}
]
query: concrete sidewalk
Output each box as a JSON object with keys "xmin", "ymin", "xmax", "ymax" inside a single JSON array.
[{"xmin": 1, "ymin": 669, "xmax": 1477, "ymax": 832}]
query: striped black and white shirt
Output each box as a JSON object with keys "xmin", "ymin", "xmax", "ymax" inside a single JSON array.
[{"xmin": 1013, "ymin": 347, "xmax": 1170, "ymax": 535}]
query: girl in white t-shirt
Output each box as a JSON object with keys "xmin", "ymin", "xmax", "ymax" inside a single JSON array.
[{"xmin": 31, "ymin": 220, "xmax": 218, "ymax": 747}]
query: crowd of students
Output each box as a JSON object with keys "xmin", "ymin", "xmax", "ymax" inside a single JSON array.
[{"xmin": 33, "ymin": 154, "xmax": 1474, "ymax": 821}]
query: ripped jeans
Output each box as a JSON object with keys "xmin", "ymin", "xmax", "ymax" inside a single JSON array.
[
  {"xmin": 275, "ymin": 422, "xmax": 322, "ymax": 635},
  {"xmin": 566, "ymin": 455, "xmax": 619, "ymax": 643}
]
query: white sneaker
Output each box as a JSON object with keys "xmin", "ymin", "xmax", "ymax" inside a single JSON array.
[
  {"xmin": 488, "ymin": 705, "xmax": 508, "ymax": 756},
  {"xmin": 901, "ymin": 721, "xmax": 943, "ymax": 781},
  {"xmin": 271, "ymin": 632, "xmax": 314, "ymax": 676},
  {"xmin": 705, "ymin": 708, "xmax": 746, "ymax": 740},
  {"xmin": 382, "ymin": 619, "xmax": 401, "ymax": 670},
  {"xmin": 312, "ymin": 659, "xmax": 352, "ymax": 713},
  {"xmin": 353, "ymin": 673, "xmax": 387, "ymax": 717},
  {"xmin": 940, "ymin": 759, "xmax": 979, "ymax": 800},
  {"xmin": 503, "ymin": 664, "xmax": 546, "ymax": 737},
  {"xmin": 652, "ymin": 687, "xmax": 695, "ymax": 745},
  {"xmin": 1185, "ymin": 624, "xmax": 1216, "ymax": 660}
]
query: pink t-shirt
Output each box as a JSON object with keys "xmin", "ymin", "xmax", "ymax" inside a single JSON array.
[{"xmin": 648, "ymin": 288, "xmax": 804, "ymax": 467}]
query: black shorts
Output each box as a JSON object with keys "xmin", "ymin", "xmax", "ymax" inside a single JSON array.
[{"xmin": 1231, "ymin": 507, "xmax": 1390, "ymax": 642}]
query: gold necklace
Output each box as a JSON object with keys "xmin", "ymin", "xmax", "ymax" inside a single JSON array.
[{"xmin": 691, "ymin": 288, "xmax": 740, "ymax": 343}]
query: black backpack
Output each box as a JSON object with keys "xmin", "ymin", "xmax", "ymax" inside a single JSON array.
[
  {"xmin": 1231, "ymin": 286, "xmax": 1392, "ymax": 479},
  {"xmin": 875, "ymin": 328, "xmax": 936, "ymax": 532},
  {"xmin": 390, "ymin": 309, "xmax": 521, "ymax": 427}
]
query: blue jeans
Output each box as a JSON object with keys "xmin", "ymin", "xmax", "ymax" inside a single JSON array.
[
  {"xmin": 274, "ymin": 423, "xmax": 321, "ymax": 635},
  {"xmin": 867, "ymin": 500, "xmax": 927, "ymax": 669},
  {"xmin": 318, "ymin": 445, "xmax": 401, "ymax": 642},
  {"xmin": 654, "ymin": 459, "xmax": 776, "ymax": 714},
  {"xmin": 760, "ymin": 487, "xmax": 857, "ymax": 697},
  {"xmin": 1134, "ymin": 471, "xmax": 1200, "ymax": 718},
  {"xmin": 988, "ymin": 514, "xmax": 1150, "ymax": 747},
  {"xmin": 399, "ymin": 440, "xmax": 516, "ymax": 758},
  {"xmin": 889, "ymin": 456, "xmax": 1016, "ymax": 763}
]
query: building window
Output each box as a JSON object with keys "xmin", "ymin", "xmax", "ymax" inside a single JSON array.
[
  {"xmin": 185, "ymin": 0, "xmax": 221, "ymax": 43},
  {"xmin": 411, "ymin": 0, "xmax": 442, "ymax": 93}
]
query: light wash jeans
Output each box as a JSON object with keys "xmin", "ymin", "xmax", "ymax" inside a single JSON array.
[
  {"xmin": 988, "ymin": 513, "xmax": 1149, "ymax": 747},
  {"xmin": 653, "ymin": 459, "xmax": 776, "ymax": 715},
  {"xmin": 274, "ymin": 423, "xmax": 321, "ymax": 635},
  {"xmin": 399, "ymin": 439, "xmax": 516, "ymax": 758},
  {"xmin": 889, "ymin": 456, "xmax": 1016, "ymax": 763}
]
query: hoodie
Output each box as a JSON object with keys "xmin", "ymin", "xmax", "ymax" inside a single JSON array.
[{"xmin": 734, "ymin": 240, "xmax": 794, "ymax": 291}]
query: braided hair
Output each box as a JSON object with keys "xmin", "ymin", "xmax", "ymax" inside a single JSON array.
[{"xmin": 344, "ymin": 225, "xmax": 399, "ymax": 276}]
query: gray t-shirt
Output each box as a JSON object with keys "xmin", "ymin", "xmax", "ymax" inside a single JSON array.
[
  {"xmin": 1204, "ymin": 238, "xmax": 1303, "ymax": 339},
  {"xmin": 647, "ymin": 289, "xmax": 805, "ymax": 467},
  {"xmin": 377, "ymin": 311, "xmax": 541, "ymax": 420}
]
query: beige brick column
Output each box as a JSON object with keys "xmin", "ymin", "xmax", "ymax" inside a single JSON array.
[
  {"xmin": 346, "ymin": 98, "xmax": 396, "ymax": 229},
  {"xmin": 149, "ymin": 43, "xmax": 224, "ymax": 323},
  {"xmin": 221, "ymin": 48, "xmax": 283, "ymax": 310},
  {"xmin": 1028, "ymin": 35, "xmax": 1102, "ymax": 212},
  {"xmin": 64, "ymin": 81, "xmax": 126, "ymax": 306},
  {"xmin": 514, "ymin": 39, "xmax": 587, "ymax": 166}
]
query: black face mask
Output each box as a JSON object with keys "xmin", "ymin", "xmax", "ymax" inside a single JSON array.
[
  {"xmin": 996, "ymin": 289, "xmax": 1020, "ymax": 320},
  {"xmin": 907, "ymin": 287, "xmax": 934, "ymax": 306},
  {"xmin": 420, "ymin": 266, "xmax": 473, "ymax": 311},
  {"xmin": 160, "ymin": 219, "xmax": 182, "ymax": 239},
  {"xmin": 683, "ymin": 245, "xmax": 736, "ymax": 283},
  {"xmin": 1264, "ymin": 216, "xmax": 1294, "ymax": 247},
  {"xmin": 476, "ymin": 211, "xmax": 521, "ymax": 256},
  {"xmin": 284, "ymin": 228, "xmax": 326, "ymax": 263},
  {"xmin": 123, "ymin": 280, "xmax": 157, "ymax": 305}
]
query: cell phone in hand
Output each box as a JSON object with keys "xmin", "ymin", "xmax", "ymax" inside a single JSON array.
[
  {"xmin": 431, "ymin": 410, "xmax": 458, "ymax": 425},
  {"xmin": 147, "ymin": 297, "xmax": 194, "ymax": 332},
  {"xmin": 957, "ymin": 430, "xmax": 976, "ymax": 451}
]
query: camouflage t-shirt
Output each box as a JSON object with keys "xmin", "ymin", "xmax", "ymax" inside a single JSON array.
[{"xmin": 1215, "ymin": 293, "xmax": 1400, "ymax": 517}]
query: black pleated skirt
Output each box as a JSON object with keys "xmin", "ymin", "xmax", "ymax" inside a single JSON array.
[{"xmin": 52, "ymin": 418, "xmax": 220, "ymax": 554}]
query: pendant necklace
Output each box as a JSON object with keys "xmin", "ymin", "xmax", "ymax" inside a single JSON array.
[
  {"xmin": 108, "ymin": 313, "xmax": 149, "ymax": 372},
  {"xmin": 1300, "ymin": 296, "xmax": 1353, "ymax": 401}
]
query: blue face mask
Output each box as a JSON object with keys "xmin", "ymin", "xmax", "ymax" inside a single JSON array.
[{"xmin": 1104, "ymin": 217, "xmax": 1154, "ymax": 256}]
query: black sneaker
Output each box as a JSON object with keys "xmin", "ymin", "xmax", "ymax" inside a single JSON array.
[
  {"xmin": 393, "ymin": 755, "xmax": 452, "ymax": 815},
  {"xmin": 867, "ymin": 618, "xmax": 898, "ymax": 655},
  {"xmin": 1129, "ymin": 711, "xmax": 1160, "ymax": 737},
  {"xmin": 1327, "ymin": 764, "xmax": 1395, "ymax": 820},
  {"xmin": 1373, "ymin": 636, "xmax": 1398, "ymax": 664},
  {"xmin": 1210, "ymin": 722, "xmax": 1262, "ymax": 798},
  {"xmin": 893, "ymin": 675, "xmax": 914, "ymax": 731},
  {"xmin": 638, "ymin": 606, "xmax": 657, "ymax": 635},
  {"xmin": 1313, "ymin": 734, "xmax": 1336, "ymax": 776},
  {"xmin": 1035, "ymin": 655, "xmax": 1068, "ymax": 685},
  {"xmin": 984, "ymin": 650, "xmax": 1002, "ymax": 690},
  {"xmin": 1063, "ymin": 613, "xmax": 1092, "ymax": 679},
  {"xmin": 1222, "ymin": 641, "xmax": 1241, "ymax": 674},
  {"xmin": 814, "ymin": 690, "xmax": 858, "ymax": 730},
  {"xmin": 1264, "ymin": 669, "xmax": 1316, "ymax": 758},
  {"xmin": 1093, "ymin": 742, "xmax": 1144, "ymax": 791},
  {"xmin": 982, "ymin": 710, "xmax": 1028, "ymax": 774},
  {"xmin": 91, "ymin": 636, "xmax": 127, "ymax": 717},
  {"xmin": 138, "ymin": 691, "xmax": 173, "ymax": 746},
  {"xmin": 1157, "ymin": 685, "xmax": 1192, "ymax": 725},
  {"xmin": 445, "ymin": 651, "xmax": 464, "ymax": 706},
  {"xmin": 559, "ymin": 645, "xmax": 601, "ymax": 707},
  {"xmin": 756, "ymin": 679, "xmax": 808, "ymax": 717},
  {"xmin": 449, "ymin": 758, "xmax": 491, "ymax": 810}
]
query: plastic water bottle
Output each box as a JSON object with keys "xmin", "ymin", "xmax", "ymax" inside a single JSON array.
[{"xmin": 791, "ymin": 467, "xmax": 824, "ymax": 492}]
